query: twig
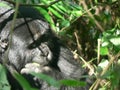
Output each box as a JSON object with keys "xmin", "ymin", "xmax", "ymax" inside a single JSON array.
[
  {"xmin": 81, "ymin": 0, "xmax": 104, "ymax": 32},
  {"xmin": 79, "ymin": 56, "xmax": 95, "ymax": 76},
  {"xmin": 92, "ymin": 52, "xmax": 120, "ymax": 90},
  {"xmin": 97, "ymin": 39, "xmax": 101, "ymax": 64},
  {"xmin": 74, "ymin": 31, "xmax": 82, "ymax": 51}
]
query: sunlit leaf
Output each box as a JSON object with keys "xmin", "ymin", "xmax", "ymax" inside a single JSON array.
[
  {"xmin": 48, "ymin": 7, "xmax": 64, "ymax": 20},
  {"xmin": 54, "ymin": 3, "xmax": 67, "ymax": 13},
  {"xmin": 101, "ymin": 41, "xmax": 109, "ymax": 47},
  {"xmin": 100, "ymin": 47, "xmax": 109, "ymax": 55},
  {"xmin": 110, "ymin": 36, "xmax": 120, "ymax": 46},
  {"xmin": 98, "ymin": 59, "xmax": 109, "ymax": 69},
  {"xmin": 52, "ymin": 5, "xmax": 65, "ymax": 14}
]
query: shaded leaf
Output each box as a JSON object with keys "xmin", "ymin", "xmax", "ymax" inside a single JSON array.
[
  {"xmin": 13, "ymin": 72, "xmax": 38, "ymax": 90},
  {"xmin": 61, "ymin": 20, "xmax": 70, "ymax": 27},
  {"xmin": 30, "ymin": 72, "xmax": 60, "ymax": 88},
  {"xmin": 59, "ymin": 79, "xmax": 86, "ymax": 87}
]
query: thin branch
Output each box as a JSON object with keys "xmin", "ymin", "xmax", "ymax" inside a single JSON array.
[
  {"xmin": 79, "ymin": 56, "xmax": 95, "ymax": 76},
  {"xmin": 97, "ymin": 39, "xmax": 101, "ymax": 64},
  {"xmin": 74, "ymin": 31, "xmax": 82, "ymax": 51},
  {"xmin": 81, "ymin": 1, "xmax": 104, "ymax": 32}
]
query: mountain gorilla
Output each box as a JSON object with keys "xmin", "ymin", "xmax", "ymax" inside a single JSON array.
[{"xmin": 0, "ymin": 1, "xmax": 91, "ymax": 90}]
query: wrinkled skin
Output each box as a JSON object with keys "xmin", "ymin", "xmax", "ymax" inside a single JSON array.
[{"xmin": 0, "ymin": 2, "xmax": 91, "ymax": 90}]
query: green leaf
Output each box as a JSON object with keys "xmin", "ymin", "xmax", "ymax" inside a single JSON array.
[
  {"xmin": 13, "ymin": 72, "xmax": 38, "ymax": 90},
  {"xmin": 0, "ymin": 64, "xmax": 10, "ymax": 90},
  {"xmin": 48, "ymin": 7, "xmax": 64, "ymax": 20},
  {"xmin": 30, "ymin": 72, "xmax": 60, "ymax": 88},
  {"xmin": 51, "ymin": 5, "xmax": 65, "ymax": 14},
  {"xmin": 35, "ymin": 7, "xmax": 51, "ymax": 23},
  {"xmin": 101, "ymin": 40, "xmax": 109, "ymax": 47},
  {"xmin": 53, "ymin": 3, "xmax": 67, "ymax": 13},
  {"xmin": 35, "ymin": 7, "xmax": 56, "ymax": 30},
  {"xmin": 71, "ymin": 10, "xmax": 83, "ymax": 17},
  {"xmin": 59, "ymin": 30, "xmax": 67, "ymax": 35},
  {"xmin": 59, "ymin": 79, "xmax": 86, "ymax": 87},
  {"xmin": 110, "ymin": 36, "xmax": 120, "ymax": 46},
  {"xmin": 61, "ymin": 20, "xmax": 70, "ymax": 27},
  {"xmin": 100, "ymin": 47, "xmax": 109, "ymax": 55}
]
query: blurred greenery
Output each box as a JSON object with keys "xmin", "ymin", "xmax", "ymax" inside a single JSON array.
[
  {"xmin": 13, "ymin": 72, "xmax": 38, "ymax": 90},
  {"xmin": 0, "ymin": 64, "xmax": 10, "ymax": 90},
  {"xmin": 1, "ymin": 0, "xmax": 120, "ymax": 90}
]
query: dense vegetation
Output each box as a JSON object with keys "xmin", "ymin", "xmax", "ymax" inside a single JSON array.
[{"xmin": 0, "ymin": 0, "xmax": 120, "ymax": 90}]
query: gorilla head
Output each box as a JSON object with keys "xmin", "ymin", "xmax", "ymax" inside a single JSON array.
[
  {"xmin": 0, "ymin": 6, "xmax": 55, "ymax": 71},
  {"xmin": 1, "ymin": 19, "xmax": 51, "ymax": 69}
]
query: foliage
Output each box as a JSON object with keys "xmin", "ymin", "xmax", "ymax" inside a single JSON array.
[
  {"xmin": 0, "ymin": 64, "xmax": 87, "ymax": 90},
  {"xmin": 13, "ymin": 72, "xmax": 38, "ymax": 90},
  {"xmin": 1, "ymin": 0, "xmax": 120, "ymax": 90},
  {"xmin": 0, "ymin": 64, "xmax": 10, "ymax": 90}
]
